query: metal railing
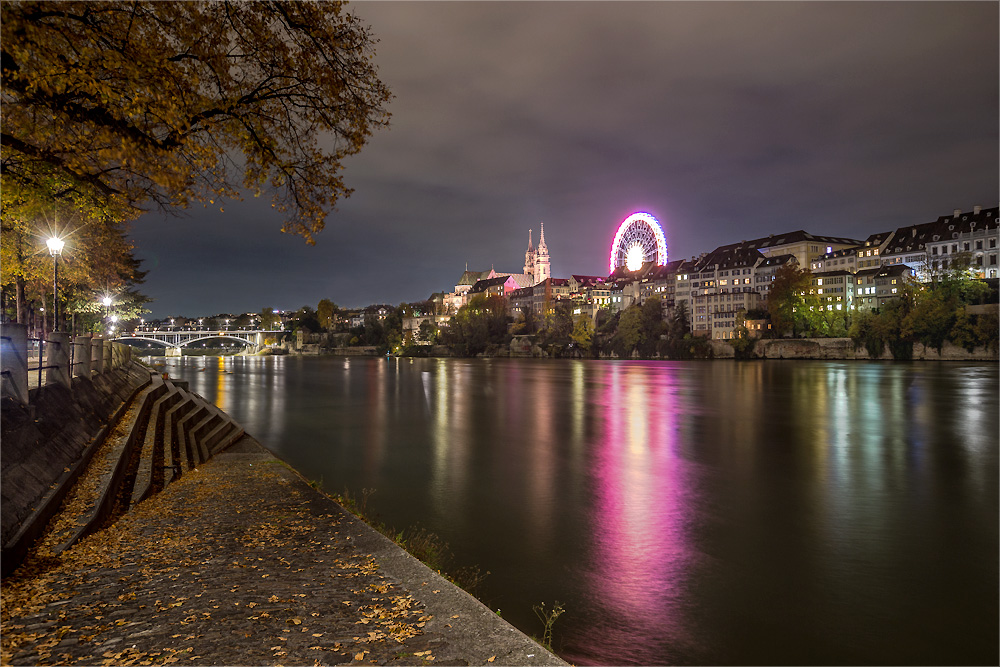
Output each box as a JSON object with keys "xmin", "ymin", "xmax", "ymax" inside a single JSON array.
[
  {"xmin": 1, "ymin": 324, "xmax": 134, "ymax": 405},
  {"xmin": 26, "ymin": 336, "xmax": 64, "ymax": 390}
]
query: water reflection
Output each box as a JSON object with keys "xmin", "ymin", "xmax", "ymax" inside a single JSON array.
[
  {"xmin": 157, "ymin": 357, "xmax": 998, "ymax": 666},
  {"xmin": 583, "ymin": 363, "xmax": 701, "ymax": 664}
]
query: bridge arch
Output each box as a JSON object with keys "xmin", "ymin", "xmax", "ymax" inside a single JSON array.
[
  {"xmin": 115, "ymin": 336, "xmax": 177, "ymax": 349},
  {"xmin": 177, "ymin": 335, "xmax": 256, "ymax": 348}
]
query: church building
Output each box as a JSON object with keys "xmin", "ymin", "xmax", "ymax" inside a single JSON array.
[{"xmin": 523, "ymin": 223, "xmax": 551, "ymax": 286}]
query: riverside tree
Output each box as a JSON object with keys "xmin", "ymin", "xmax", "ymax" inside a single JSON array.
[
  {"xmin": 443, "ymin": 294, "xmax": 510, "ymax": 356},
  {"xmin": 767, "ymin": 264, "xmax": 821, "ymax": 337},
  {"xmin": 1, "ymin": 204, "xmax": 149, "ymax": 330},
  {"xmin": 1, "ymin": 0, "xmax": 392, "ymax": 242}
]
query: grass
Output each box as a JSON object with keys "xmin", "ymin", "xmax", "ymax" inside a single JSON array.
[{"xmin": 331, "ymin": 486, "xmax": 489, "ymax": 596}]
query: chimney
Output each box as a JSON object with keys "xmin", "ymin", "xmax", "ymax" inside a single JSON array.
[
  {"xmin": 973, "ymin": 205, "xmax": 982, "ymax": 214},
  {"xmin": 954, "ymin": 208, "xmax": 961, "ymax": 218}
]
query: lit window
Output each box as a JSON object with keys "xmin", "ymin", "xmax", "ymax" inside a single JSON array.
[
  {"xmin": 891, "ymin": 288, "xmax": 897, "ymax": 294},
  {"xmin": 817, "ymin": 278, "xmax": 823, "ymax": 286}
]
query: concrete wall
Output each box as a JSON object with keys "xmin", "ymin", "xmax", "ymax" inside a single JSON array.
[{"xmin": 1, "ymin": 362, "xmax": 152, "ymax": 549}]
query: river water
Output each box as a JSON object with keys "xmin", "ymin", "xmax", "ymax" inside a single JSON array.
[{"xmin": 159, "ymin": 356, "xmax": 998, "ymax": 665}]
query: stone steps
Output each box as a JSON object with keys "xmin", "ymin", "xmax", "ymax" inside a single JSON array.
[{"xmin": 52, "ymin": 373, "xmax": 245, "ymax": 554}]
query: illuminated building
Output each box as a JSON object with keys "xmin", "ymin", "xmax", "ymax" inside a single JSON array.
[{"xmin": 523, "ymin": 224, "xmax": 551, "ymax": 285}]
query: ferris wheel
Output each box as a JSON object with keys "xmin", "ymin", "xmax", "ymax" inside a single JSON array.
[{"xmin": 609, "ymin": 212, "xmax": 668, "ymax": 273}]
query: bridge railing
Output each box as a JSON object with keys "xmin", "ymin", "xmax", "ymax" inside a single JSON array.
[{"xmin": 1, "ymin": 323, "xmax": 134, "ymax": 406}]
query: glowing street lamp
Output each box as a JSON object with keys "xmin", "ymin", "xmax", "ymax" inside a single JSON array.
[
  {"xmin": 46, "ymin": 237, "xmax": 65, "ymax": 331},
  {"xmin": 101, "ymin": 296, "xmax": 113, "ymax": 329}
]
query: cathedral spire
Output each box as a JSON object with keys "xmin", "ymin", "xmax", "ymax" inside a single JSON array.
[
  {"xmin": 524, "ymin": 228, "xmax": 535, "ymax": 279},
  {"xmin": 535, "ymin": 221, "xmax": 551, "ymax": 284}
]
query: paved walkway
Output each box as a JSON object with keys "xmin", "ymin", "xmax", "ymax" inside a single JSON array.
[{"xmin": 1, "ymin": 437, "xmax": 562, "ymax": 666}]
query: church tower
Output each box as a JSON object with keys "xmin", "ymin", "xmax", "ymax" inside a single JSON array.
[
  {"xmin": 535, "ymin": 222, "xmax": 551, "ymax": 284},
  {"xmin": 523, "ymin": 229, "xmax": 535, "ymax": 279}
]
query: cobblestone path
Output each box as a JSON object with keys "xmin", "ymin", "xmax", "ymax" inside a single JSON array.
[{"xmin": 2, "ymin": 437, "xmax": 554, "ymax": 666}]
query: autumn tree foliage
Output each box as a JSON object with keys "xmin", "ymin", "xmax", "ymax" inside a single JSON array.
[
  {"xmin": 1, "ymin": 201, "xmax": 148, "ymax": 330},
  {"xmin": 1, "ymin": 0, "xmax": 392, "ymax": 241}
]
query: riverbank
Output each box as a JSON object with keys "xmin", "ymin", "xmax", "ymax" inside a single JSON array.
[
  {"xmin": 1, "ymin": 429, "xmax": 564, "ymax": 666},
  {"xmin": 278, "ymin": 337, "xmax": 998, "ymax": 361},
  {"xmin": 708, "ymin": 336, "xmax": 999, "ymax": 360}
]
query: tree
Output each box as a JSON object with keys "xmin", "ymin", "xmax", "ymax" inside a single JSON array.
[
  {"xmin": 973, "ymin": 312, "xmax": 999, "ymax": 353},
  {"xmin": 613, "ymin": 305, "xmax": 644, "ymax": 357},
  {"xmin": 418, "ymin": 319, "xmax": 438, "ymax": 344},
  {"xmin": 1, "ymin": 203, "xmax": 149, "ymax": 331},
  {"xmin": 639, "ymin": 296, "xmax": 665, "ymax": 355},
  {"xmin": 1, "ymin": 1, "xmax": 392, "ymax": 242},
  {"xmin": 570, "ymin": 314, "xmax": 594, "ymax": 353},
  {"xmin": 444, "ymin": 294, "xmax": 510, "ymax": 356},
  {"xmin": 259, "ymin": 308, "xmax": 280, "ymax": 329},
  {"xmin": 902, "ymin": 288, "xmax": 955, "ymax": 355},
  {"xmin": 290, "ymin": 305, "xmax": 320, "ymax": 333},
  {"xmin": 849, "ymin": 310, "xmax": 885, "ymax": 358},
  {"xmin": 767, "ymin": 264, "xmax": 814, "ymax": 337},
  {"xmin": 540, "ymin": 301, "xmax": 574, "ymax": 347},
  {"xmin": 729, "ymin": 322, "xmax": 757, "ymax": 359},
  {"xmin": 317, "ymin": 299, "xmax": 339, "ymax": 331}
]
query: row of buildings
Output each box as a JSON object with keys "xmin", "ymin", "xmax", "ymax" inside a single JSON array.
[{"xmin": 430, "ymin": 206, "xmax": 998, "ymax": 340}]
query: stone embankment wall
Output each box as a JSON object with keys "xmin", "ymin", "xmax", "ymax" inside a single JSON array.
[
  {"xmin": 1, "ymin": 362, "xmax": 152, "ymax": 550},
  {"xmin": 709, "ymin": 337, "xmax": 999, "ymax": 360}
]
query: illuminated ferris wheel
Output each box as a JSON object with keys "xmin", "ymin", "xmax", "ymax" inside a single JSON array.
[{"xmin": 609, "ymin": 212, "xmax": 668, "ymax": 273}]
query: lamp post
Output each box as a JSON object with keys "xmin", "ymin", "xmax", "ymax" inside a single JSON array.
[
  {"xmin": 102, "ymin": 296, "xmax": 112, "ymax": 334},
  {"xmin": 46, "ymin": 237, "xmax": 65, "ymax": 332}
]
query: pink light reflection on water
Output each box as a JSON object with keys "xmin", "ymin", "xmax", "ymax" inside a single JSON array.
[{"xmin": 577, "ymin": 362, "xmax": 703, "ymax": 664}]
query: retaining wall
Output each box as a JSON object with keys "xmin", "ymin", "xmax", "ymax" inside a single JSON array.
[
  {"xmin": 1, "ymin": 362, "xmax": 152, "ymax": 551},
  {"xmin": 708, "ymin": 337, "xmax": 999, "ymax": 360}
]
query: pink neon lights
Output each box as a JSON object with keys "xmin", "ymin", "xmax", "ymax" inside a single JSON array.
[{"xmin": 609, "ymin": 212, "xmax": 668, "ymax": 274}]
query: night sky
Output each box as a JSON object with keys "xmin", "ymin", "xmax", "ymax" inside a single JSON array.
[{"xmin": 131, "ymin": 1, "xmax": 999, "ymax": 320}]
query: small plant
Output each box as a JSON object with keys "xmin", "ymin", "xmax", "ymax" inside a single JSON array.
[
  {"xmin": 332, "ymin": 487, "xmax": 489, "ymax": 595},
  {"xmin": 532, "ymin": 600, "xmax": 565, "ymax": 652}
]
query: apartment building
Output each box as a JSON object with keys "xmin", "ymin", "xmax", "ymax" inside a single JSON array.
[
  {"xmin": 811, "ymin": 270, "xmax": 855, "ymax": 312},
  {"xmin": 692, "ymin": 290, "xmax": 763, "ymax": 339},
  {"xmin": 923, "ymin": 207, "xmax": 998, "ymax": 278}
]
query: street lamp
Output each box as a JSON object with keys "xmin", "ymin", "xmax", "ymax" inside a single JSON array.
[{"xmin": 46, "ymin": 237, "xmax": 65, "ymax": 331}]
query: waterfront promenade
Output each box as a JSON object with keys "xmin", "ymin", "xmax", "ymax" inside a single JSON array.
[{"xmin": 1, "ymin": 435, "xmax": 561, "ymax": 666}]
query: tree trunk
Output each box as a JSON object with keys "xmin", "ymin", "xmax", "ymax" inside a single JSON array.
[{"xmin": 16, "ymin": 276, "xmax": 26, "ymax": 324}]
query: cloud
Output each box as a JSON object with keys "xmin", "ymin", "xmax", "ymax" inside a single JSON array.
[{"xmin": 133, "ymin": 1, "xmax": 998, "ymax": 317}]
